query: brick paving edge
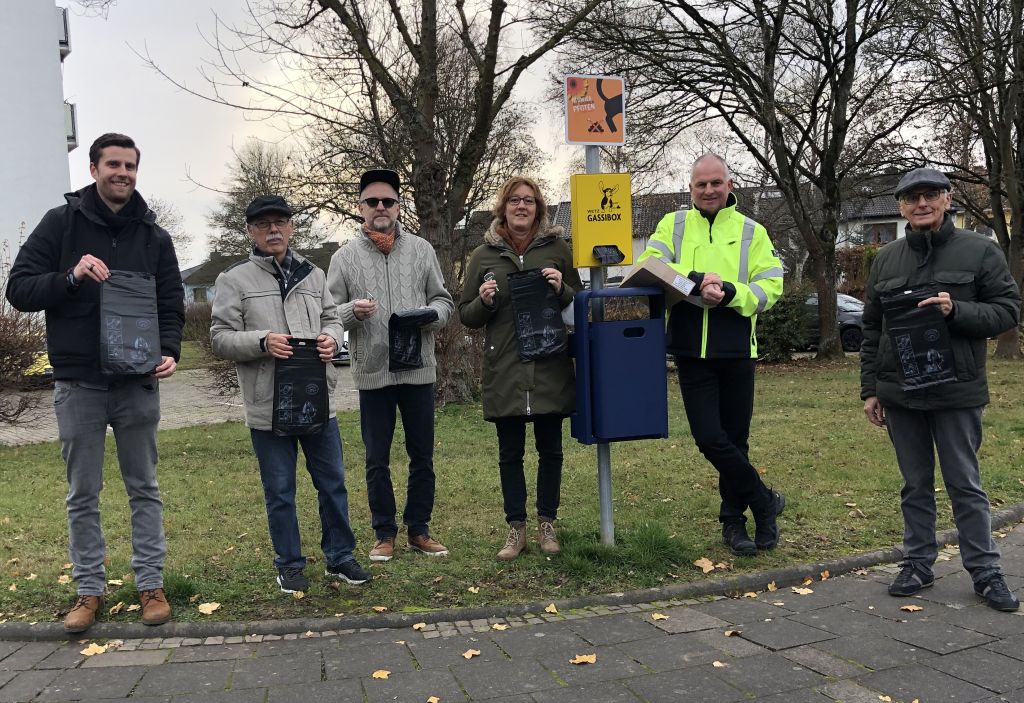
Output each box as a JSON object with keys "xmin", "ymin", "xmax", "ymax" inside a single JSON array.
[{"xmin": 4, "ymin": 502, "xmax": 1022, "ymax": 642}]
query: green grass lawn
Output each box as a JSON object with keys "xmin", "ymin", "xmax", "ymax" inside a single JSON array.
[
  {"xmin": 2, "ymin": 356, "xmax": 1022, "ymax": 624},
  {"xmin": 175, "ymin": 340, "xmax": 211, "ymax": 372}
]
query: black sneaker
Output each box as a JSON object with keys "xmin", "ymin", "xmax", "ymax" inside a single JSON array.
[
  {"xmin": 325, "ymin": 559, "xmax": 371, "ymax": 585},
  {"xmin": 753, "ymin": 491, "xmax": 785, "ymax": 550},
  {"xmin": 888, "ymin": 564, "xmax": 934, "ymax": 596},
  {"xmin": 722, "ymin": 522, "xmax": 756, "ymax": 557},
  {"xmin": 277, "ymin": 567, "xmax": 309, "ymax": 594},
  {"xmin": 974, "ymin": 574, "xmax": 1020, "ymax": 612}
]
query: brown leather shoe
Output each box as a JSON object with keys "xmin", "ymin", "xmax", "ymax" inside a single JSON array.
[
  {"xmin": 408, "ymin": 534, "xmax": 449, "ymax": 556},
  {"xmin": 537, "ymin": 519, "xmax": 561, "ymax": 555},
  {"xmin": 64, "ymin": 595, "xmax": 103, "ymax": 634},
  {"xmin": 369, "ymin": 537, "xmax": 395, "ymax": 562},
  {"xmin": 497, "ymin": 522, "xmax": 527, "ymax": 561},
  {"xmin": 140, "ymin": 588, "xmax": 172, "ymax": 626}
]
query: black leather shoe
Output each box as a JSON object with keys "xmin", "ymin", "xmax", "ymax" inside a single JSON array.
[
  {"xmin": 754, "ymin": 491, "xmax": 785, "ymax": 550},
  {"xmin": 888, "ymin": 564, "xmax": 934, "ymax": 596},
  {"xmin": 722, "ymin": 522, "xmax": 756, "ymax": 557},
  {"xmin": 974, "ymin": 574, "xmax": 1019, "ymax": 612}
]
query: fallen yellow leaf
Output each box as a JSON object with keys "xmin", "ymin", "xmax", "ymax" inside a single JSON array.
[
  {"xmin": 462, "ymin": 649, "xmax": 481, "ymax": 659},
  {"xmin": 767, "ymin": 581, "xmax": 778, "ymax": 592},
  {"xmin": 432, "ymin": 575, "xmax": 444, "ymax": 583},
  {"xmin": 108, "ymin": 601, "xmax": 125, "ymax": 615},
  {"xmin": 491, "ymin": 623, "xmax": 509, "ymax": 631},
  {"xmin": 724, "ymin": 630, "xmax": 742, "ymax": 637},
  {"xmin": 820, "ymin": 570, "xmax": 830, "ymax": 581},
  {"xmin": 569, "ymin": 653, "xmax": 597, "ymax": 665},
  {"xmin": 713, "ymin": 562, "xmax": 730, "ymax": 571},
  {"xmin": 189, "ymin": 594, "xmax": 202, "ymax": 603},
  {"xmin": 372, "ymin": 669, "xmax": 390, "ymax": 679},
  {"xmin": 802, "ymin": 576, "xmax": 814, "ymax": 586},
  {"xmin": 373, "ymin": 606, "xmax": 388, "ymax": 613},
  {"xmin": 394, "ymin": 640, "xmax": 406, "ymax": 645},
  {"xmin": 223, "ymin": 545, "xmax": 235, "ymax": 554},
  {"xmin": 849, "ymin": 508, "xmax": 867, "ymax": 518},
  {"xmin": 427, "ymin": 698, "xmax": 440, "ymax": 703},
  {"xmin": 57, "ymin": 574, "xmax": 71, "ymax": 585},
  {"xmin": 468, "ymin": 586, "xmax": 480, "ymax": 594},
  {"xmin": 413, "ymin": 622, "xmax": 427, "ymax": 631},
  {"xmin": 900, "ymin": 604, "xmax": 924, "ymax": 612},
  {"xmin": 792, "ymin": 587, "xmax": 814, "ymax": 595},
  {"xmin": 772, "ymin": 601, "xmax": 786, "ymax": 606},
  {"xmin": 25, "ymin": 573, "xmax": 37, "ymax": 581},
  {"xmin": 62, "ymin": 563, "xmax": 72, "ymax": 570},
  {"xmin": 742, "ymin": 592, "xmax": 758, "ymax": 598},
  {"xmin": 651, "ymin": 613, "xmax": 669, "ymax": 621},
  {"xmin": 544, "ymin": 603, "xmax": 558, "ymax": 614},
  {"xmin": 197, "ymin": 602, "xmax": 221, "ymax": 615},
  {"xmin": 80, "ymin": 642, "xmax": 107, "ymax": 656},
  {"xmin": 712, "ymin": 660, "xmax": 727, "ymax": 668},
  {"xmin": 126, "ymin": 604, "xmax": 140, "ymax": 612},
  {"xmin": 7, "ymin": 584, "xmax": 15, "ymax": 592},
  {"xmin": 878, "ymin": 696, "xmax": 892, "ymax": 702},
  {"xmin": 292, "ymin": 591, "xmax": 305, "ymax": 600},
  {"xmin": 107, "ymin": 579, "xmax": 124, "ymax": 586},
  {"xmin": 4, "ymin": 558, "xmax": 18, "ymax": 567},
  {"xmin": 693, "ymin": 557, "xmax": 715, "ymax": 574}
]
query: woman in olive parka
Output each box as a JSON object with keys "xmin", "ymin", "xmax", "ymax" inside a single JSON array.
[{"xmin": 459, "ymin": 176, "xmax": 583, "ymax": 561}]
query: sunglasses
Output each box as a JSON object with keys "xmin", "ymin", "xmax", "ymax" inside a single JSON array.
[{"xmin": 361, "ymin": 197, "xmax": 399, "ymax": 209}]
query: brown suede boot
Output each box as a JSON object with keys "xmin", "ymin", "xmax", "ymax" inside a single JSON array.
[
  {"xmin": 140, "ymin": 588, "xmax": 172, "ymax": 626},
  {"xmin": 537, "ymin": 518, "xmax": 561, "ymax": 555},
  {"xmin": 496, "ymin": 521, "xmax": 527, "ymax": 561},
  {"xmin": 64, "ymin": 595, "xmax": 103, "ymax": 634}
]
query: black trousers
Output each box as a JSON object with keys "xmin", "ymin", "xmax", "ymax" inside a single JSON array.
[
  {"xmin": 676, "ymin": 357, "xmax": 772, "ymax": 524},
  {"xmin": 359, "ymin": 383, "xmax": 436, "ymax": 540},
  {"xmin": 494, "ymin": 414, "xmax": 564, "ymax": 524}
]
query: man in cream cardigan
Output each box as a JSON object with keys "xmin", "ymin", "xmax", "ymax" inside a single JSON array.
[{"xmin": 328, "ymin": 170, "xmax": 454, "ymax": 563}]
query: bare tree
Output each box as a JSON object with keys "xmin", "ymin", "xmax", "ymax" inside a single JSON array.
[
  {"xmin": 147, "ymin": 197, "xmax": 194, "ymax": 255},
  {"xmin": 555, "ymin": 0, "xmax": 926, "ymax": 357},
  {"xmin": 0, "ymin": 270, "xmax": 45, "ymax": 425},
  {"xmin": 910, "ymin": 0, "xmax": 1024, "ymax": 357}
]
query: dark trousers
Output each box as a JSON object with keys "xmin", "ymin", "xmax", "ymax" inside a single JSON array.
[
  {"xmin": 359, "ymin": 383, "xmax": 436, "ymax": 540},
  {"xmin": 676, "ymin": 356, "xmax": 772, "ymax": 524},
  {"xmin": 494, "ymin": 414, "xmax": 564, "ymax": 524}
]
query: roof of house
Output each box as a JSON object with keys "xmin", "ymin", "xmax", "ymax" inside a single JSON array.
[{"xmin": 183, "ymin": 242, "xmax": 342, "ymax": 286}]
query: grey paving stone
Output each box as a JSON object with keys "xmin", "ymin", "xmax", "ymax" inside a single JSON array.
[
  {"xmin": 706, "ymin": 651, "xmax": 825, "ymax": 697},
  {"xmin": 786, "ymin": 604, "xmax": 893, "ymax": 636},
  {"xmin": 929, "ymin": 602, "xmax": 1024, "ymax": 638},
  {"xmin": 175, "ymin": 690, "xmax": 268, "ymax": 703},
  {"xmin": 924, "ymin": 647, "xmax": 1024, "ymax": 694},
  {"xmin": 34, "ymin": 644, "xmax": 88, "ymax": 670},
  {"xmin": 265, "ymin": 680, "xmax": 361, "ymax": 703},
  {"xmin": 75, "ymin": 697, "xmax": 169, "ymax": 703},
  {"xmin": 610, "ymin": 631, "xmax": 722, "ymax": 672},
  {"xmin": 133, "ymin": 660, "xmax": 235, "ymax": 696},
  {"xmin": 362, "ymin": 668, "xmax": 468, "ymax": 702},
  {"xmin": 488, "ymin": 621, "xmax": 592, "ymax": 658},
  {"xmin": 324, "ymin": 639, "xmax": 417, "ymax": 680},
  {"xmin": 753, "ymin": 687, "xmax": 834, "ymax": 703},
  {"xmin": 231, "ymin": 653, "xmax": 323, "ymax": 689},
  {"xmin": 0, "ymin": 645, "xmax": 21, "ymax": 665},
  {"xmin": 881, "ymin": 617, "xmax": 995, "ymax": 654},
  {"xmin": 567, "ymin": 613, "xmax": 661, "ymax": 645},
  {"xmin": 646, "ymin": 606, "xmax": 731, "ymax": 634},
  {"xmin": 858, "ymin": 662, "xmax": 993, "ymax": 702},
  {"xmin": 80, "ymin": 648, "xmax": 171, "ymax": 667},
  {"xmin": 35, "ymin": 666, "xmax": 147, "ymax": 701},
  {"xmin": 690, "ymin": 597, "xmax": 793, "ymax": 624},
  {"xmin": 255, "ymin": 637, "xmax": 331, "ymax": 657},
  {"xmin": 978, "ymin": 691, "xmax": 1024, "ymax": 703},
  {"xmin": 623, "ymin": 667, "xmax": 746, "ymax": 703},
  {"xmin": 450, "ymin": 658, "xmax": 561, "ymax": 699},
  {"xmin": 767, "ymin": 578, "xmax": 868, "ymax": 612},
  {"xmin": 812, "ymin": 632, "xmax": 936, "ymax": 671},
  {"xmin": 406, "ymin": 633, "xmax": 504, "ymax": 670},
  {"xmin": 169, "ymin": 643, "xmax": 257, "ymax": 662},
  {"xmin": 691, "ymin": 629, "xmax": 768, "ymax": 658},
  {"xmin": 0, "ymin": 670, "xmax": 59, "ymax": 703},
  {"xmin": 780, "ymin": 644, "xmax": 867, "ymax": 679},
  {"xmin": 732, "ymin": 616, "xmax": 835, "ymax": 650},
  {"xmin": 0, "ymin": 641, "xmax": 61, "ymax": 671},
  {"xmin": 531, "ymin": 682, "xmax": 644, "ymax": 702},
  {"xmin": 0, "ymin": 673, "xmax": 13, "ymax": 690},
  {"xmin": 818, "ymin": 679, "xmax": 895, "ymax": 703},
  {"xmin": 543, "ymin": 646, "xmax": 648, "ymax": 686},
  {"xmin": 986, "ymin": 633, "xmax": 1024, "ymax": 662}
]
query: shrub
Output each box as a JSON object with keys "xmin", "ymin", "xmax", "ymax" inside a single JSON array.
[
  {"xmin": 182, "ymin": 302, "xmax": 212, "ymax": 342},
  {"xmin": 0, "ymin": 274, "xmax": 46, "ymax": 424},
  {"xmin": 756, "ymin": 287, "xmax": 811, "ymax": 363}
]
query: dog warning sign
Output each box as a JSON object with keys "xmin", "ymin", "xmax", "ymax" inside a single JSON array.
[{"xmin": 565, "ymin": 75, "xmax": 626, "ymax": 146}]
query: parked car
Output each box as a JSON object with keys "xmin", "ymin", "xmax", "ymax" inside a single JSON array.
[
  {"xmin": 330, "ymin": 331, "xmax": 350, "ymax": 366},
  {"xmin": 804, "ymin": 293, "xmax": 864, "ymax": 352},
  {"xmin": 22, "ymin": 348, "xmax": 54, "ymax": 388}
]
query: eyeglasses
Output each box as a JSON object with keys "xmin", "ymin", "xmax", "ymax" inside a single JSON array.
[
  {"xmin": 898, "ymin": 189, "xmax": 944, "ymax": 204},
  {"xmin": 507, "ymin": 196, "xmax": 536, "ymax": 206},
  {"xmin": 249, "ymin": 218, "xmax": 291, "ymax": 232},
  {"xmin": 361, "ymin": 197, "xmax": 399, "ymax": 209}
]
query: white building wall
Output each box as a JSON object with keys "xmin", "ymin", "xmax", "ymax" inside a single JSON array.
[{"xmin": 1, "ymin": 1, "xmax": 73, "ymax": 266}]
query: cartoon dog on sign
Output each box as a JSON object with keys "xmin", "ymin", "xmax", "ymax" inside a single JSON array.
[{"xmin": 600, "ymin": 181, "xmax": 620, "ymax": 210}]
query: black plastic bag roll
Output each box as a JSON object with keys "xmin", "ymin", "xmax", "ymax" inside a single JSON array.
[
  {"xmin": 99, "ymin": 270, "xmax": 161, "ymax": 376},
  {"xmin": 507, "ymin": 269, "xmax": 568, "ymax": 362},
  {"xmin": 389, "ymin": 308, "xmax": 439, "ymax": 371},
  {"xmin": 880, "ymin": 286, "xmax": 956, "ymax": 390},
  {"xmin": 273, "ymin": 338, "xmax": 328, "ymax": 436}
]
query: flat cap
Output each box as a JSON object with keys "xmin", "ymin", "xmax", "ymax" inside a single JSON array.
[
  {"xmin": 894, "ymin": 168, "xmax": 951, "ymax": 199},
  {"xmin": 359, "ymin": 169, "xmax": 401, "ymax": 196},
  {"xmin": 245, "ymin": 195, "xmax": 293, "ymax": 222}
]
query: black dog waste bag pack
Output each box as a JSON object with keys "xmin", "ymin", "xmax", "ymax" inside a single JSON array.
[
  {"xmin": 273, "ymin": 338, "xmax": 328, "ymax": 436},
  {"xmin": 99, "ymin": 270, "xmax": 161, "ymax": 376},
  {"xmin": 506, "ymin": 269, "xmax": 568, "ymax": 362},
  {"xmin": 389, "ymin": 308, "xmax": 439, "ymax": 372},
  {"xmin": 880, "ymin": 285, "xmax": 956, "ymax": 390}
]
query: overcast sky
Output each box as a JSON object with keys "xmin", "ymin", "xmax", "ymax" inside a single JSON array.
[{"xmin": 60, "ymin": 2, "xmax": 572, "ymax": 267}]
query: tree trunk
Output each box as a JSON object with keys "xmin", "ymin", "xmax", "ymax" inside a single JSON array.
[
  {"xmin": 812, "ymin": 244, "xmax": 845, "ymax": 360},
  {"xmin": 994, "ymin": 233, "xmax": 1023, "ymax": 359}
]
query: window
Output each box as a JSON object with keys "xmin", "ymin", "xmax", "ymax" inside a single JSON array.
[
  {"xmin": 193, "ymin": 288, "xmax": 208, "ymax": 303},
  {"xmin": 866, "ymin": 222, "xmax": 897, "ymax": 245}
]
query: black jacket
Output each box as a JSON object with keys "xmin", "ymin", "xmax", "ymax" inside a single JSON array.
[
  {"xmin": 5, "ymin": 185, "xmax": 185, "ymax": 383},
  {"xmin": 860, "ymin": 214, "xmax": 1020, "ymax": 410}
]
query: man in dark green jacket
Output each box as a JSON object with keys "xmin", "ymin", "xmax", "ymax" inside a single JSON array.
[{"xmin": 861, "ymin": 167, "xmax": 1021, "ymax": 612}]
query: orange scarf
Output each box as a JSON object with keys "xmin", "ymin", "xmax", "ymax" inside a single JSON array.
[
  {"xmin": 364, "ymin": 226, "xmax": 396, "ymax": 255},
  {"xmin": 497, "ymin": 222, "xmax": 539, "ymax": 256}
]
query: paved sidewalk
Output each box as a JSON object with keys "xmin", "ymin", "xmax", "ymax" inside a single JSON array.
[
  {"xmin": 2, "ymin": 524, "xmax": 1022, "ymax": 702},
  {"xmin": 0, "ymin": 368, "xmax": 360, "ymax": 446}
]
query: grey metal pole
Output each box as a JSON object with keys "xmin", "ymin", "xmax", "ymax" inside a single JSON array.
[{"xmin": 585, "ymin": 144, "xmax": 615, "ymax": 546}]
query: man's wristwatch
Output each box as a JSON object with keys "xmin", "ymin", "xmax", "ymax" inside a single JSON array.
[{"xmin": 65, "ymin": 270, "xmax": 81, "ymax": 291}]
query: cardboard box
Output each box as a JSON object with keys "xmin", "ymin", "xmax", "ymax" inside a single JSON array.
[{"xmin": 619, "ymin": 256, "xmax": 696, "ymax": 307}]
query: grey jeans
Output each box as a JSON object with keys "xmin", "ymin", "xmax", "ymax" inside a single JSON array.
[
  {"xmin": 53, "ymin": 379, "xmax": 166, "ymax": 595},
  {"xmin": 885, "ymin": 404, "xmax": 1001, "ymax": 584}
]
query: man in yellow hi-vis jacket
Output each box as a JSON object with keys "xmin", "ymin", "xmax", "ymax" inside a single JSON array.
[{"xmin": 639, "ymin": 154, "xmax": 785, "ymax": 557}]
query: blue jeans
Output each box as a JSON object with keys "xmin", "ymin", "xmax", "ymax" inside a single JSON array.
[{"xmin": 249, "ymin": 417, "xmax": 357, "ymax": 570}]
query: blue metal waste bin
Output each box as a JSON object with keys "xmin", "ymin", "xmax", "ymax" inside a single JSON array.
[{"xmin": 570, "ymin": 287, "xmax": 668, "ymax": 445}]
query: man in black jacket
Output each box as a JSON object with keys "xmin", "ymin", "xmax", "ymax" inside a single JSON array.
[
  {"xmin": 861, "ymin": 167, "xmax": 1020, "ymax": 612},
  {"xmin": 6, "ymin": 133, "xmax": 184, "ymax": 633}
]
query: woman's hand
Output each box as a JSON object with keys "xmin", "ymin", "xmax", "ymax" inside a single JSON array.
[{"xmin": 541, "ymin": 267, "xmax": 563, "ymax": 294}]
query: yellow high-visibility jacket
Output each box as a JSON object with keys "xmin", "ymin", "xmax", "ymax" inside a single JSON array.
[{"xmin": 639, "ymin": 193, "xmax": 783, "ymax": 358}]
